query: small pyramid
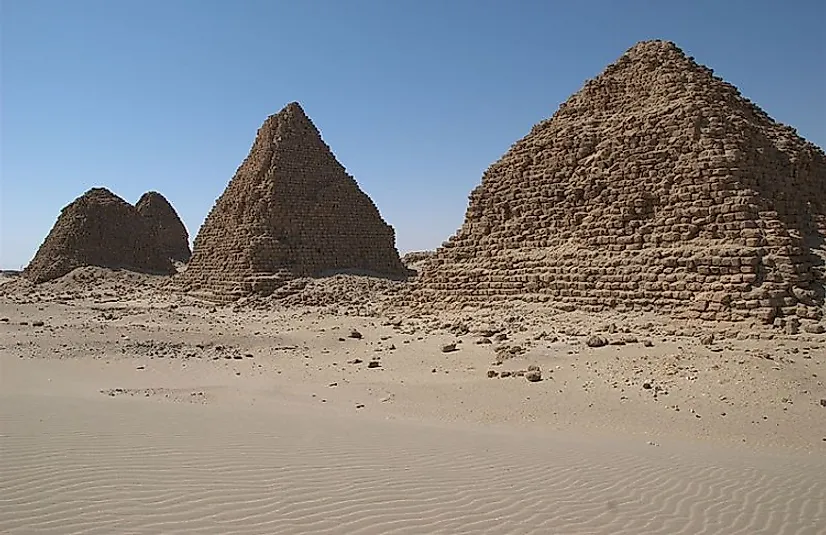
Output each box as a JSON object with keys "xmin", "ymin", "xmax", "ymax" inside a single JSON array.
[
  {"xmin": 180, "ymin": 102, "xmax": 407, "ymax": 299},
  {"xmin": 136, "ymin": 191, "xmax": 191, "ymax": 263},
  {"xmin": 24, "ymin": 188, "xmax": 175, "ymax": 283},
  {"xmin": 411, "ymin": 40, "xmax": 825, "ymax": 326}
]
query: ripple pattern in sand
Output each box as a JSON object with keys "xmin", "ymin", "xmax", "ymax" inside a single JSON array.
[{"xmin": 1, "ymin": 396, "xmax": 825, "ymax": 534}]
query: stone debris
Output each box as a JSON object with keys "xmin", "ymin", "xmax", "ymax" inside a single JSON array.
[
  {"xmin": 178, "ymin": 102, "xmax": 408, "ymax": 301},
  {"xmin": 586, "ymin": 335, "xmax": 609, "ymax": 348},
  {"xmin": 24, "ymin": 188, "xmax": 183, "ymax": 283},
  {"xmin": 408, "ymin": 40, "xmax": 825, "ymax": 327}
]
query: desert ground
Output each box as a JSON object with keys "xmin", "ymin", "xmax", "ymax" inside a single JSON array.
[{"xmin": 1, "ymin": 267, "xmax": 825, "ymax": 534}]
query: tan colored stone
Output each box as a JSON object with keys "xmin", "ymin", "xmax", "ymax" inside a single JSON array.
[
  {"xmin": 178, "ymin": 102, "xmax": 407, "ymax": 300},
  {"xmin": 408, "ymin": 40, "xmax": 825, "ymax": 325},
  {"xmin": 24, "ymin": 188, "xmax": 177, "ymax": 283}
]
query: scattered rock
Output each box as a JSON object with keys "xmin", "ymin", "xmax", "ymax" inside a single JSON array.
[
  {"xmin": 699, "ymin": 333, "xmax": 714, "ymax": 345},
  {"xmin": 367, "ymin": 360, "xmax": 381, "ymax": 368},
  {"xmin": 642, "ymin": 382, "xmax": 652, "ymax": 390},
  {"xmin": 441, "ymin": 343, "xmax": 458, "ymax": 353},
  {"xmin": 32, "ymin": 320, "xmax": 45, "ymax": 327},
  {"xmin": 586, "ymin": 335, "xmax": 608, "ymax": 348},
  {"xmin": 487, "ymin": 370, "xmax": 499, "ymax": 378},
  {"xmin": 348, "ymin": 329, "xmax": 363, "ymax": 339},
  {"xmin": 804, "ymin": 324, "xmax": 825, "ymax": 334},
  {"xmin": 525, "ymin": 370, "xmax": 542, "ymax": 382}
]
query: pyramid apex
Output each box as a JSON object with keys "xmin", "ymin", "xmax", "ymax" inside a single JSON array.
[
  {"xmin": 626, "ymin": 39, "xmax": 684, "ymax": 53},
  {"xmin": 282, "ymin": 101, "xmax": 304, "ymax": 112},
  {"xmin": 275, "ymin": 101, "xmax": 309, "ymax": 120},
  {"xmin": 613, "ymin": 40, "xmax": 692, "ymax": 67}
]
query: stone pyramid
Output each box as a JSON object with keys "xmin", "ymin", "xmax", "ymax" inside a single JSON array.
[
  {"xmin": 179, "ymin": 102, "xmax": 407, "ymax": 299},
  {"xmin": 135, "ymin": 191, "xmax": 191, "ymax": 263},
  {"xmin": 411, "ymin": 40, "xmax": 825, "ymax": 328},
  {"xmin": 24, "ymin": 188, "xmax": 176, "ymax": 283}
]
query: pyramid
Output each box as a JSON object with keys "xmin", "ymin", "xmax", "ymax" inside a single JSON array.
[
  {"xmin": 179, "ymin": 102, "xmax": 407, "ymax": 299},
  {"xmin": 24, "ymin": 188, "xmax": 176, "ymax": 283},
  {"xmin": 411, "ymin": 40, "xmax": 825, "ymax": 327},
  {"xmin": 135, "ymin": 191, "xmax": 191, "ymax": 263}
]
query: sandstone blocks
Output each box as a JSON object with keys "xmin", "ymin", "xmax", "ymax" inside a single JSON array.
[
  {"xmin": 179, "ymin": 102, "xmax": 407, "ymax": 300},
  {"xmin": 24, "ymin": 188, "xmax": 182, "ymax": 283},
  {"xmin": 135, "ymin": 191, "xmax": 191, "ymax": 263},
  {"xmin": 410, "ymin": 40, "xmax": 825, "ymax": 325}
]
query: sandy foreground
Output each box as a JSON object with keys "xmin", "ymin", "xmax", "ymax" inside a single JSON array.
[{"xmin": 1, "ymin": 271, "xmax": 825, "ymax": 534}]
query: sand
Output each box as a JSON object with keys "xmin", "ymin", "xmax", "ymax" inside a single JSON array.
[{"xmin": 1, "ymin": 269, "xmax": 825, "ymax": 534}]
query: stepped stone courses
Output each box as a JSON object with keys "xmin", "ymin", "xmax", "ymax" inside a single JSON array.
[
  {"xmin": 135, "ymin": 191, "xmax": 191, "ymax": 263},
  {"xmin": 411, "ymin": 40, "xmax": 826, "ymax": 327},
  {"xmin": 180, "ymin": 102, "xmax": 407, "ymax": 300},
  {"xmin": 24, "ymin": 188, "xmax": 176, "ymax": 283}
]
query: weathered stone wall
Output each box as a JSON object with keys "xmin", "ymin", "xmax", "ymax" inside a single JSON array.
[
  {"xmin": 135, "ymin": 191, "xmax": 191, "ymax": 263},
  {"xmin": 410, "ymin": 41, "xmax": 825, "ymax": 328},
  {"xmin": 179, "ymin": 102, "xmax": 407, "ymax": 300},
  {"xmin": 24, "ymin": 188, "xmax": 175, "ymax": 283}
]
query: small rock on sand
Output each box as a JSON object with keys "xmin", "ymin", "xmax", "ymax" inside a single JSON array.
[
  {"xmin": 586, "ymin": 335, "xmax": 608, "ymax": 348},
  {"xmin": 525, "ymin": 370, "xmax": 542, "ymax": 382}
]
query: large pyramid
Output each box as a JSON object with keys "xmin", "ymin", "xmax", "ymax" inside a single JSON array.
[
  {"xmin": 136, "ymin": 191, "xmax": 191, "ymax": 263},
  {"xmin": 179, "ymin": 102, "xmax": 407, "ymax": 299},
  {"xmin": 24, "ymin": 188, "xmax": 176, "ymax": 283},
  {"xmin": 411, "ymin": 40, "xmax": 825, "ymax": 327}
]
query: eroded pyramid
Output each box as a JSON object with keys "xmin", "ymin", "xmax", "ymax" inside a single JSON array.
[
  {"xmin": 136, "ymin": 191, "xmax": 191, "ymax": 263},
  {"xmin": 179, "ymin": 102, "xmax": 407, "ymax": 299},
  {"xmin": 24, "ymin": 188, "xmax": 176, "ymax": 283},
  {"xmin": 411, "ymin": 40, "xmax": 825, "ymax": 327}
]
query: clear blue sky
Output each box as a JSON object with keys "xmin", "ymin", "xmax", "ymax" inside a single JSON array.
[{"xmin": 2, "ymin": 0, "xmax": 824, "ymax": 269}]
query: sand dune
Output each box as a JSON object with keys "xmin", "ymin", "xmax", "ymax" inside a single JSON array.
[{"xmin": 3, "ymin": 392, "xmax": 824, "ymax": 535}]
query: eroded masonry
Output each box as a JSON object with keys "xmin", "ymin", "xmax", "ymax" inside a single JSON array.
[
  {"xmin": 410, "ymin": 40, "xmax": 825, "ymax": 329},
  {"xmin": 24, "ymin": 188, "xmax": 180, "ymax": 283},
  {"xmin": 179, "ymin": 102, "xmax": 407, "ymax": 300}
]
